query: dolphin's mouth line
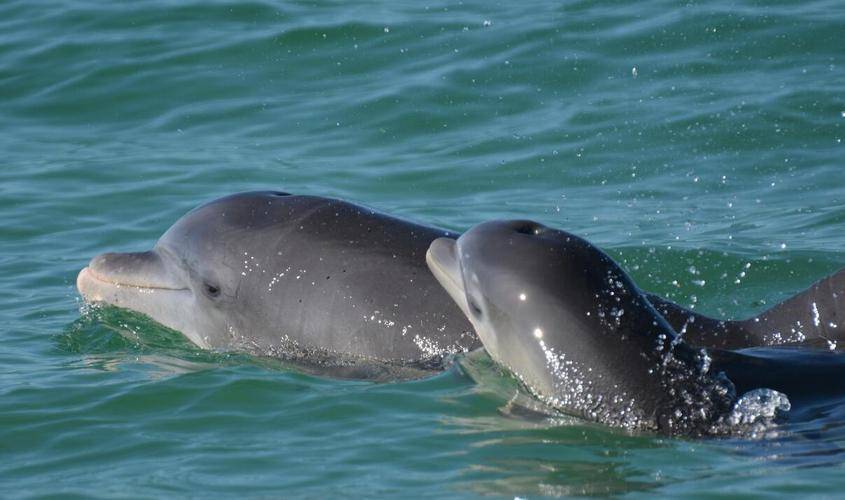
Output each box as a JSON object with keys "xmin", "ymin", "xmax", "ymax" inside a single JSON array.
[{"xmin": 81, "ymin": 267, "xmax": 189, "ymax": 292}]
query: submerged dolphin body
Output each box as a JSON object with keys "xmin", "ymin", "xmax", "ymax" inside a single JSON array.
[{"xmin": 426, "ymin": 220, "xmax": 845, "ymax": 435}]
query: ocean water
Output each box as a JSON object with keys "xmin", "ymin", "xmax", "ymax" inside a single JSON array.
[{"xmin": 2, "ymin": 0, "xmax": 844, "ymax": 497}]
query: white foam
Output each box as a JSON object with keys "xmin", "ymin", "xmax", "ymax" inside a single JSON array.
[{"xmin": 728, "ymin": 388, "xmax": 791, "ymax": 426}]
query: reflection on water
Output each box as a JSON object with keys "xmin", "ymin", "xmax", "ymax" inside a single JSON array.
[{"xmin": 464, "ymin": 458, "xmax": 659, "ymax": 497}]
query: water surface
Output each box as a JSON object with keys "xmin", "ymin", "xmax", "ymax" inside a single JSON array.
[{"xmin": 2, "ymin": 0, "xmax": 844, "ymax": 496}]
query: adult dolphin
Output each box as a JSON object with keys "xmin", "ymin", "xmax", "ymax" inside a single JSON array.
[
  {"xmin": 77, "ymin": 191, "xmax": 480, "ymax": 378},
  {"xmin": 426, "ymin": 220, "xmax": 845, "ymax": 435}
]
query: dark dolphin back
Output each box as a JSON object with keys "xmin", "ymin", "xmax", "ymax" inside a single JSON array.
[{"xmin": 708, "ymin": 345, "xmax": 845, "ymax": 408}]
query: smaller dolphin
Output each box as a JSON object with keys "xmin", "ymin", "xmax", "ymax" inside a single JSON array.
[{"xmin": 426, "ymin": 220, "xmax": 845, "ymax": 435}]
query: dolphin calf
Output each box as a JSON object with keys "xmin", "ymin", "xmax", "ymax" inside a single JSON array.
[
  {"xmin": 426, "ymin": 220, "xmax": 845, "ymax": 435},
  {"xmin": 77, "ymin": 191, "xmax": 479, "ymax": 377}
]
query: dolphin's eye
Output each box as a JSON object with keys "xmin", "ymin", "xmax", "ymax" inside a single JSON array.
[
  {"xmin": 468, "ymin": 297, "xmax": 483, "ymax": 318},
  {"xmin": 204, "ymin": 283, "xmax": 221, "ymax": 298},
  {"xmin": 512, "ymin": 221, "xmax": 543, "ymax": 235}
]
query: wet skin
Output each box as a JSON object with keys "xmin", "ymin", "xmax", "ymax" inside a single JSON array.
[
  {"xmin": 77, "ymin": 191, "xmax": 479, "ymax": 376},
  {"xmin": 426, "ymin": 220, "xmax": 845, "ymax": 435},
  {"xmin": 77, "ymin": 191, "xmax": 845, "ymax": 385}
]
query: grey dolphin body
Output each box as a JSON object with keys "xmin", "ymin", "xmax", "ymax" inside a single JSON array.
[
  {"xmin": 426, "ymin": 220, "xmax": 845, "ymax": 435},
  {"xmin": 77, "ymin": 191, "xmax": 479, "ymax": 376},
  {"xmin": 646, "ymin": 270, "xmax": 845, "ymax": 350}
]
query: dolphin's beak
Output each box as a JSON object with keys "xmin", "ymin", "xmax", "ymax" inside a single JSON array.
[
  {"xmin": 426, "ymin": 237, "xmax": 471, "ymax": 319},
  {"xmin": 76, "ymin": 251, "xmax": 208, "ymax": 348},
  {"xmin": 78, "ymin": 251, "xmax": 185, "ymax": 297}
]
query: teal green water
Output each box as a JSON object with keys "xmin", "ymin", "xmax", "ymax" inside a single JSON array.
[{"xmin": 2, "ymin": 0, "xmax": 844, "ymax": 496}]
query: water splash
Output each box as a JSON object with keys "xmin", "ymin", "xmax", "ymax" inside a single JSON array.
[{"xmin": 728, "ymin": 388, "xmax": 791, "ymax": 427}]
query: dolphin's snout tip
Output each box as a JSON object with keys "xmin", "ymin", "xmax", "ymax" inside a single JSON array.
[
  {"xmin": 76, "ymin": 266, "xmax": 100, "ymax": 301},
  {"xmin": 76, "ymin": 266, "xmax": 87, "ymax": 292},
  {"xmin": 426, "ymin": 238, "xmax": 458, "ymax": 282},
  {"xmin": 427, "ymin": 237, "xmax": 457, "ymax": 266},
  {"xmin": 426, "ymin": 237, "xmax": 471, "ymax": 319}
]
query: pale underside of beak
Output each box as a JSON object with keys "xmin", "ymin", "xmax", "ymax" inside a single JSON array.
[{"xmin": 426, "ymin": 237, "xmax": 471, "ymax": 319}]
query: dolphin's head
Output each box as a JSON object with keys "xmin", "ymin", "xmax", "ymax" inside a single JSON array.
[
  {"xmin": 427, "ymin": 220, "xmax": 583, "ymax": 396},
  {"xmin": 77, "ymin": 191, "xmax": 294, "ymax": 348},
  {"xmin": 426, "ymin": 220, "xmax": 731, "ymax": 432}
]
